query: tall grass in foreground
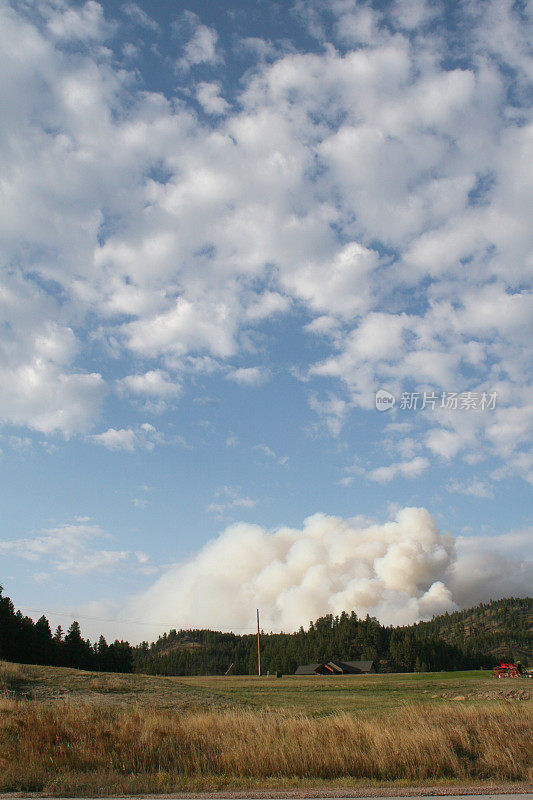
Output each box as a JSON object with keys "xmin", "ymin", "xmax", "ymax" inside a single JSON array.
[
  {"xmin": 0, "ymin": 698, "xmax": 531, "ymax": 794},
  {"xmin": 0, "ymin": 661, "xmax": 24, "ymax": 693}
]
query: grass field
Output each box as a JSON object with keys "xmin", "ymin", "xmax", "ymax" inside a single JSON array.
[
  {"xmin": 7, "ymin": 661, "xmax": 532, "ymax": 713},
  {"xmin": 1, "ymin": 661, "xmax": 531, "ymax": 795}
]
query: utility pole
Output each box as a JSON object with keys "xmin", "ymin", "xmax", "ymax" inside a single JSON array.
[{"xmin": 257, "ymin": 608, "xmax": 261, "ymax": 677}]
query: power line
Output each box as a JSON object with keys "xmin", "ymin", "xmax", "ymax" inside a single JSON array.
[{"xmin": 17, "ymin": 605, "xmax": 258, "ymax": 631}]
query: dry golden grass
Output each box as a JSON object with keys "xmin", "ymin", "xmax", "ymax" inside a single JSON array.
[
  {"xmin": 0, "ymin": 660, "xmax": 25, "ymax": 693},
  {"xmin": 0, "ymin": 696, "xmax": 531, "ymax": 794}
]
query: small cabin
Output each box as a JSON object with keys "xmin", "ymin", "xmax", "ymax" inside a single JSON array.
[{"xmin": 295, "ymin": 659, "xmax": 377, "ymax": 675}]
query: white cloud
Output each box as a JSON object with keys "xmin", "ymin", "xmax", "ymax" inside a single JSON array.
[
  {"xmin": 0, "ymin": 275, "xmax": 106, "ymax": 435},
  {"xmin": 333, "ymin": 4, "xmax": 384, "ymax": 46},
  {"xmin": 196, "ymin": 81, "xmax": 230, "ymax": 115},
  {"xmin": 253, "ymin": 444, "xmax": 288, "ymax": 466},
  {"xmin": 0, "ymin": 0, "xmax": 531, "ymax": 479},
  {"xmin": 304, "ymin": 315, "xmax": 340, "ymax": 337},
  {"xmin": 350, "ymin": 313, "xmax": 408, "ymax": 361},
  {"xmin": 90, "ymin": 422, "xmax": 164, "ymax": 452},
  {"xmin": 206, "ymin": 485, "xmax": 257, "ymax": 518},
  {"xmin": 122, "ymin": 298, "xmax": 239, "ymax": 360},
  {"xmin": 244, "ymin": 291, "xmax": 290, "ymax": 321},
  {"xmin": 0, "ymin": 522, "xmax": 128, "ymax": 575},
  {"xmin": 382, "ymin": 435, "xmax": 420, "ymax": 461},
  {"xmin": 6, "ymin": 435, "xmax": 33, "ymax": 452},
  {"xmin": 46, "ymin": 1, "xmax": 114, "ymax": 42},
  {"xmin": 91, "ymin": 427, "xmax": 137, "ymax": 452},
  {"xmin": 338, "ymin": 476, "xmax": 355, "ymax": 487},
  {"xmin": 0, "ymin": 361, "xmax": 105, "ymax": 437},
  {"xmin": 491, "ymin": 451, "xmax": 533, "ymax": 487},
  {"xmin": 309, "ymin": 393, "xmax": 348, "ymax": 437},
  {"xmin": 390, "ymin": 0, "xmax": 438, "ymax": 30},
  {"xmin": 447, "ymin": 478, "xmax": 494, "ymax": 499},
  {"xmin": 122, "ymin": 3, "xmax": 160, "ymax": 32},
  {"xmin": 177, "ymin": 20, "xmax": 222, "ymax": 71},
  {"xmin": 426, "ymin": 428, "xmax": 465, "ymax": 459},
  {"xmin": 368, "ymin": 456, "xmax": 430, "ymax": 483},
  {"xmin": 226, "ymin": 366, "xmax": 268, "ymax": 386},
  {"xmin": 253, "ymin": 444, "xmax": 276, "ymax": 458},
  {"xmin": 132, "ymin": 496, "xmax": 148, "ymax": 509},
  {"xmin": 118, "ymin": 369, "xmax": 182, "ymax": 399},
  {"xmin": 282, "ymin": 242, "xmax": 379, "ymax": 319}
]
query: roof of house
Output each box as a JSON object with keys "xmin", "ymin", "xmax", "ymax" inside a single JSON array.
[
  {"xmin": 341, "ymin": 660, "xmax": 376, "ymax": 672},
  {"xmin": 295, "ymin": 659, "xmax": 376, "ymax": 675},
  {"xmin": 295, "ymin": 662, "xmax": 322, "ymax": 675}
]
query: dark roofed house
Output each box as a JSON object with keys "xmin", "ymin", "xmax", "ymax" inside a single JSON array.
[
  {"xmin": 341, "ymin": 660, "xmax": 377, "ymax": 674},
  {"xmin": 295, "ymin": 662, "xmax": 322, "ymax": 675},
  {"xmin": 295, "ymin": 659, "xmax": 376, "ymax": 675}
]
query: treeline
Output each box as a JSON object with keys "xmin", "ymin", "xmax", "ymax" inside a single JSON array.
[
  {"xmin": 0, "ymin": 588, "xmax": 132, "ymax": 672},
  {"xmin": 133, "ymin": 611, "xmax": 490, "ymax": 676},
  {"xmin": 134, "ymin": 597, "xmax": 532, "ymax": 676},
  {"xmin": 411, "ymin": 597, "xmax": 532, "ymax": 660},
  {"xmin": 1, "ymin": 585, "xmax": 531, "ymax": 675}
]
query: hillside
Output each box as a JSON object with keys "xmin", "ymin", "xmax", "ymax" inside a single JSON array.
[
  {"xmin": 133, "ymin": 597, "xmax": 533, "ymax": 676},
  {"xmin": 2, "ymin": 584, "xmax": 530, "ymax": 676},
  {"xmin": 411, "ymin": 597, "xmax": 533, "ymax": 661}
]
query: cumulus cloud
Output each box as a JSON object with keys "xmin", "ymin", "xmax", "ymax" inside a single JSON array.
[
  {"xmin": 90, "ymin": 422, "xmax": 164, "ymax": 452},
  {"xmin": 0, "ymin": 275, "xmax": 106, "ymax": 435},
  {"xmin": 176, "ymin": 15, "xmax": 222, "ymax": 71},
  {"xmin": 196, "ymin": 81, "xmax": 230, "ymax": 115},
  {"xmin": 0, "ymin": 363, "xmax": 105, "ymax": 436},
  {"xmin": 46, "ymin": 0, "xmax": 114, "ymax": 41},
  {"xmin": 244, "ymin": 291, "xmax": 290, "ymax": 321},
  {"xmin": 0, "ymin": 0, "xmax": 531, "ymax": 479},
  {"xmin": 128, "ymin": 507, "xmax": 532, "ymax": 634}
]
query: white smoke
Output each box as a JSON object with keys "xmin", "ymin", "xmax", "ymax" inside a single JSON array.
[{"xmin": 125, "ymin": 506, "xmax": 533, "ymax": 636}]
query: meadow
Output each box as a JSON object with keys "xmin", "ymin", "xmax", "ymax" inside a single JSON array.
[{"xmin": 1, "ymin": 661, "xmax": 531, "ymax": 795}]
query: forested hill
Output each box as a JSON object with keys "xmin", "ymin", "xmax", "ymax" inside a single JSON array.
[
  {"xmin": 411, "ymin": 597, "xmax": 532, "ymax": 662},
  {"xmin": 1, "ymin": 585, "xmax": 531, "ymax": 675},
  {"xmin": 133, "ymin": 597, "xmax": 532, "ymax": 676}
]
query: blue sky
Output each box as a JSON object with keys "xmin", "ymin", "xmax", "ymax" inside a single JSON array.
[{"xmin": 0, "ymin": 0, "xmax": 531, "ymax": 642}]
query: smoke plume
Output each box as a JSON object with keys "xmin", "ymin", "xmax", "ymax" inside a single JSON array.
[{"xmin": 127, "ymin": 507, "xmax": 532, "ymax": 636}]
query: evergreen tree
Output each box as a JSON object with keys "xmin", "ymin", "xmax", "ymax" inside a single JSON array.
[
  {"xmin": 34, "ymin": 615, "xmax": 53, "ymax": 665},
  {"xmin": 0, "ymin": 586, "xmax": 530, "ymax": 676}
]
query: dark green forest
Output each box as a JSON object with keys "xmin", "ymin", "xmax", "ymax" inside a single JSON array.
[
  {"xmin": 1, "ymin": 586, "xmax": 531, "ymax": 675},
  {"xmin": 0, "ymin": 587, "xmax": 133, "ymax": 673},
  {"xmin": 134, "ymin": 596, "xmax": 532, "ymax": 675}
]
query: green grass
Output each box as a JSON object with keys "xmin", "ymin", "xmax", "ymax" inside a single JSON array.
[
  {"xmin": 8, "ymin": 662, "xmax": 530, "ymax": 716},
  {"xmin": 175, "ymin": 670, "xmax": 530, "ymax": 714}
]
